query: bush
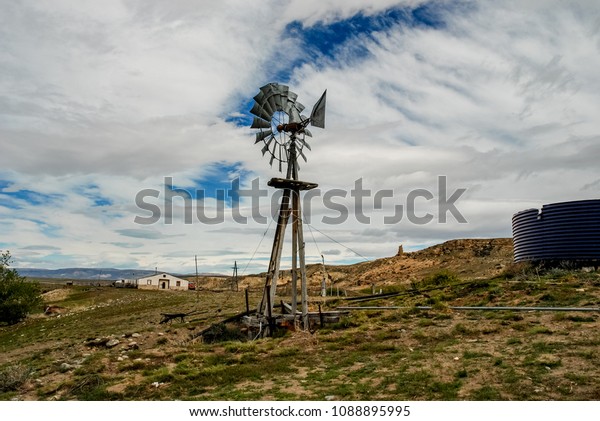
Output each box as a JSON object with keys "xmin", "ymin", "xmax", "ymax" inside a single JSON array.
[
  {"xmin": 0, "ymin": 365, "xmax": 32, "ymax": 392},
  {"xmin": 0, "ymin": 251, "xmax": 42, "ymax": 325},
  {"xmin": 422, "ymin": 270, "xmax": 460, "ymax": 288}
]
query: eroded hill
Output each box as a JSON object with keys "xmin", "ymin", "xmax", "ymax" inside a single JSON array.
[{"xmin": 236, "ymin": 238, "xmax": 513, "ymax": 292}]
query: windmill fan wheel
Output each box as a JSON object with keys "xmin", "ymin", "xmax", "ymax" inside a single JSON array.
[{"xmin": 250, "ymin": 83, "xmax": 313, "ymax": 172}]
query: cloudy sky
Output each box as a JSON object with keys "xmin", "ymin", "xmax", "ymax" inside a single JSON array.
[{"xmin": 1, "ymin": 0, "xmax": 599, "ymax": 275}]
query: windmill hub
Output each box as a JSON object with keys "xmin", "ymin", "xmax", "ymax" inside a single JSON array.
[{"xmin": 276, "ymin": 122, "xmax": 304, "ymax": 133}]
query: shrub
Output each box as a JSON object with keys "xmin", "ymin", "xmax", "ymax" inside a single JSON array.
[
  {"xmin": 0, "ymin": 365, "xmax": 32, "ymax": 392},
  {"xmin": 422, "ymin": 270, "xmax": 460, "ymax": 288},
  {"xmin": 0, "ymin": 251, "xmax": 43, "ymax": 325}
]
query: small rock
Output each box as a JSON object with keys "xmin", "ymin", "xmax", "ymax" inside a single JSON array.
[
  {"xmin": 106, "ymin": 339, "xmax": 120, "ymax": 348},
  {"xmin": 576, "ymin": 288, "xmax": 585, "ymax": 292},
  {"xmin": 127, "ymin": 342, "xmax": 139, "ymax": 350},
  {"xmin": 117, "ymin": 357, "xmax": 124, "ymax": 362},
  {"xmin": 325, "ymin": 395, "xmax": 336, "ymax": 401},
  {"xmin": 60, "ymin": 363, "xmax": 74, "ymax": 371},
  {"xmin": 545, "ymin": 366, "xmax": 551, "ymax": 371},
  {"xmin": 131, "ymin": 333, "xmax": 141, "ymax": 338},
  {"xmin": 151, "ymin": 381, "xmax": 163, "ymax": 388},
  {"xmin": 453, "ymin": 357, "xmax": 460, "ymax": 361},
  {"xmin": 157, "ymin": 332, "xmax": 165, "ymax": 336}
]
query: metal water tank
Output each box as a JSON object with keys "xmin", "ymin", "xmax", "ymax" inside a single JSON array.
[{"xmin": 512, "ymin": 199, "xmax": 600, "ymax": 263}]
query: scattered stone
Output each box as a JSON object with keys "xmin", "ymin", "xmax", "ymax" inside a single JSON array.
[
  {"xmin": 453, "ymin": 357, "xmax": 460, "ymax": 361},
  {"xmin": 117, "ymin": 357, "xmax": 124, "ymax": 362},
  {"xmin": 157, "ymin": 332, "xmax": 165, "ymax": 336},
  {"xmin": 126, "ymin": 342, "xmax": 139, "ymax": 350},
  {"xmin": 325, "ymin": 396, "xmax": 336, "ymax": 401},
  {"xmin": 106, "ymin": 339, "xmax": 120, "ymax": 348},
  {"xmin": 60, "ymin": 363, "xmax": 74, "ymax": 371},
  {"xmin": 151, "ymin": 382, "xmax": 163, "ymax": 388},
  {"xmin": 86, "ymin": 337, "xmax": 109, "ymax": 347},
  {"xmin": 576, "ymin": 288, "xmax": 585, "ymax": 292},
  {"xmin": 131, "ymin": 333, "xmax": 141, "ymax": 338}
]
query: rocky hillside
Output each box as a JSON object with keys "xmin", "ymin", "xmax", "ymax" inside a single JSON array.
[{"xmin": 235, "ymin": 238, "xmax": 513, "ymax": 292}]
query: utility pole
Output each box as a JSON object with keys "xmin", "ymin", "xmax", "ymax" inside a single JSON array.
[
  {"xmin": 232, "ymin": 261, "xmax": 239, "ymax": 291},
  {"xmin": 321, "ymin": 254, "xmax": 327, "ymax": 297},
  {"xmin": 195, "ymin": 255, "xmax": 199, "ymax": 287}
]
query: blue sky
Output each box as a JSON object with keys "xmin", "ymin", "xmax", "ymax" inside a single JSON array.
[{"xmin": 1, "ymin": 0, "xmax": 600, "ymax": 274}]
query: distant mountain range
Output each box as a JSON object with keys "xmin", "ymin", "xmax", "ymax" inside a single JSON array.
[{"xmin": 16, "ymin": 268, "xmax": 176, "ymax": 280}]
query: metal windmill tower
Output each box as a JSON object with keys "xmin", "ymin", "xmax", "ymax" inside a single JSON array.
[{"xmin": 249, "ymin": 82, "xmax": 326, "ymax": 330}]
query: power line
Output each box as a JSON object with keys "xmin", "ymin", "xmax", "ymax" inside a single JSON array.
[
  {"xmin": 240, "ymin": 219, "xmax": 274, "ymax": 276},
  {"xmin": 303, "ymin": 221, "xmax": 371, "ymax": 263}
]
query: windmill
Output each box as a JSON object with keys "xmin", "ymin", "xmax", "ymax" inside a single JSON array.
[{"xmin": 250, "ymin": 82, "xmax": 326, "ymax": 331}]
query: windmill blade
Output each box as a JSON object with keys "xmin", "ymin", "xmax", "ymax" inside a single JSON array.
[
  {"xmin": 304, "ymin": 129, "xmax": 312, "ymax": 137},
  {"xmin": 277, "ymin": 146, "xmax": 282, "ymax": 172},
  {"xmin": 310, "ymin": 89, "xmax": 327, "ymax": 128},
  {"xmin": 269, "ymin": 152, "xmax": 275, "ymax": 167},
  {"xmin": 250, "ymin": 102, "xmax": 271, "ymax": 121},
  {"xmin": 266, "ymin": 95, "xmax": 277, "ymax": 115},
  {"xmin": 299, "ymin": 138, "xmax": 312, "ymax": 151},
  {"xmin": 287, "ymin": 90, "xmax": 298, "ymax": 102},
  {"xmin": 299, "ymin": 148, "xmax": 308, "ymax": 163},
  {"xmin": 261, "ymin": 135, "xmax": 274, "ymax": 155},
  {"xmin": 251, "ymin": 117, "xmax": 271, "ymax": 129},
  {"xmin": 284, "ymin": 98, "xmax": 299, "ymax": 117},
  {"xmin": 253, "ymin": 91, "xmax": 273, "ymax": 115},
  {"xmin": 259, "ymin": 83, "xmax": 275, "ymax": 95},
  {"xmin": 255, "ymin": 129, "xmax": 272, "ymax": 143},
  {"xmin": 294, "ymin": 102, "xmax": 305, "ymax": 114},
  {"xmin": 289, "ymin": 106, "xmax": 302, "ymax": 123},
  {"xmin": 279, "ymin": 84, "xmax": 289, "ymax": 99}
]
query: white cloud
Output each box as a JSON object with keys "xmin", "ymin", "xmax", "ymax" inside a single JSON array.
[{"xmin": 1, "ymin": 1, "xmax": 600, "ymax": 274}]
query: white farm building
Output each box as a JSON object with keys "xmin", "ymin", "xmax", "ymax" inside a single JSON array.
[{"xmin": 137, "ymin": 273, "xmax": 189, "ymax": 291}]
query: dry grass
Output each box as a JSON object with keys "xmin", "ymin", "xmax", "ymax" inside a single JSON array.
[{"xmin": 1, "ymin": 248, "xmax": 599, "ymax": 401}]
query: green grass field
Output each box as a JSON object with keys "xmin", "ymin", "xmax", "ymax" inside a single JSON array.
[{"xmin": 1, "ymin": 266, "xmax": 599, "ymax": 401}]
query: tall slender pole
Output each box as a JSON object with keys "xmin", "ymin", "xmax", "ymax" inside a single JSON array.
[
  {"xmin": 232, "ymin": 261, "xmax": 238, "ymax": 291},
  {"xmin": 195, "ymin": 255, "xmax": 199, "ymax": 287},
  {"xmin": 291, "ymin": 186, "xmax": 298, "ymax": 316},
  {"xmin": 321, "ymin": 254, "xmax": 327, "ymax": 297},
  {"xmin": 290, "ymin": 142, "xmax": 309, "ymax": 328},
  {"xmin": 297, "ymin": 197, "xmax": 309, "ymax": 328}
]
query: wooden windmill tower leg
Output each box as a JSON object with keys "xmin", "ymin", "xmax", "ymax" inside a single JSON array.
[
  {"xmin": 258, "ymin": 186, "xmax": 291, "ymax": 317},
  {"xmin": 294, "ymin": 187, "xmax": 309, "ymax": 328}
]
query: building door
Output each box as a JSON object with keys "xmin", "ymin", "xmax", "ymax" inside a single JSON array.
[{"xmin": 161, "ymin": 280, "xmax": 169, "ymax": 289}]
